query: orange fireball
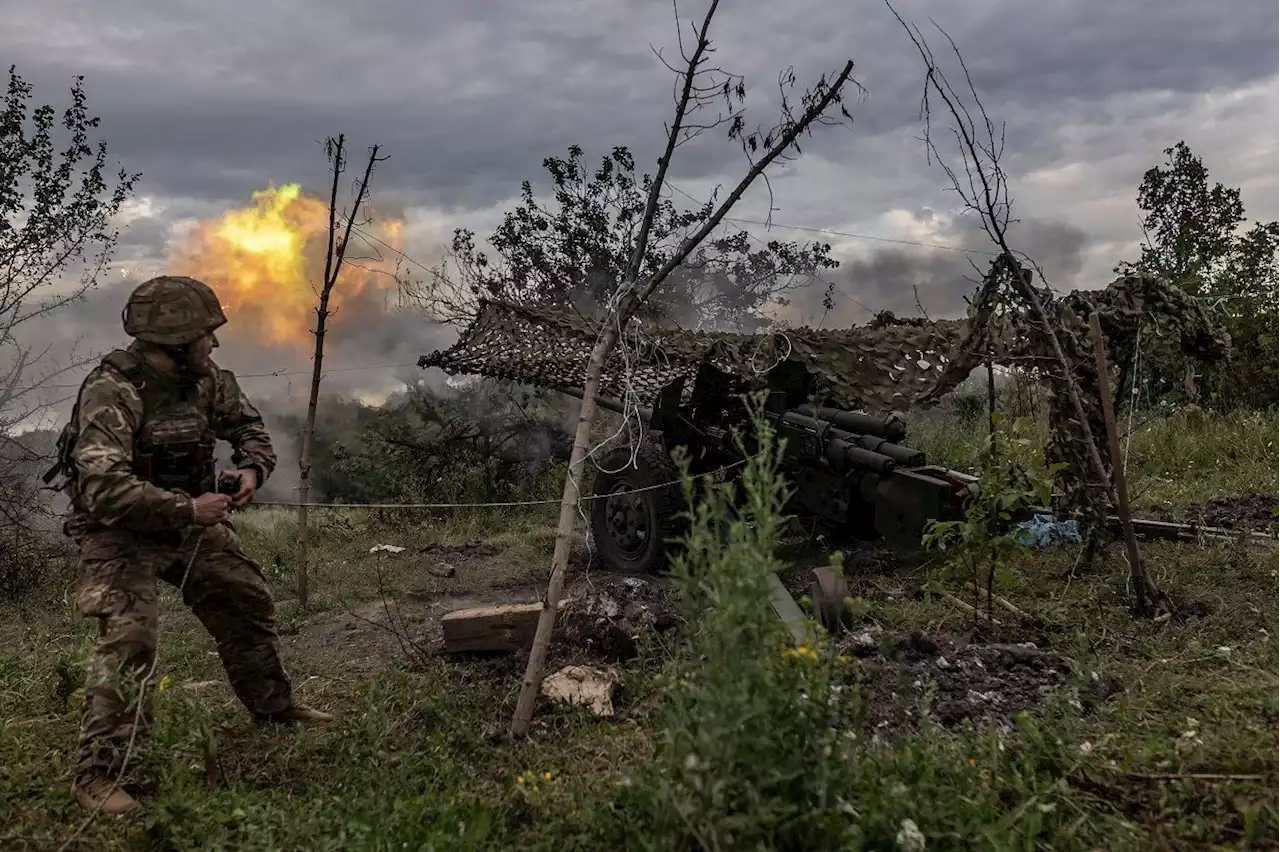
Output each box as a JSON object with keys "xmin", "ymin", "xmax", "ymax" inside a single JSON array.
[{"xmin": 169, "ymin": 184, "xmax": 404, "ymax": 353}]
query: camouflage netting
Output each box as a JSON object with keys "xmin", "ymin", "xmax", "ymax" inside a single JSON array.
[
  {"xmin": 999, "ymin": 274, "xmax": 1229, "ymax": 522},
  {"xmin": 417, "ymin": 284, "xmax": 1001, "ymax": 412},
  {"xmin": 418, "ymin": 270, "xmax": 1229, "ymax": 522}
]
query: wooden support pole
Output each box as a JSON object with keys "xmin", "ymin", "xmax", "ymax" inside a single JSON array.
[{"xmin": 1088, "ymin": 311, "xmax": 1157, "ymax": 616}]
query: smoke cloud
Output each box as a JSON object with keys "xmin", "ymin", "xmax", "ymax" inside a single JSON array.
[{"xmin": 774, "ymin": 211, "xmax": 1090, "ymax": 329}]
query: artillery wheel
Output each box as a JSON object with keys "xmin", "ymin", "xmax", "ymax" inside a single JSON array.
[
  {"xmin": 589, "ymin": 440, "xmax": 684, "ymax": 575},
  {"xmin": 809, "ymin": 565, "xmax": 853, "ymax": 634}
]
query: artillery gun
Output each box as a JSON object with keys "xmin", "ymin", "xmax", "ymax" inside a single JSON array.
[
  {"xmin": 417, "ymin": 297, "xmax": 984, "ymax": 633},
  {"xmin": 562, "ymin": 357, "xmax": 977, "ymax": 635},
  {"xmin": 417, "ymin": 280, "xmax": 1235, "ymax": 634},
  {"xmin": 579, "ymin": 358, "xmax": 973, "ymax": 577}
]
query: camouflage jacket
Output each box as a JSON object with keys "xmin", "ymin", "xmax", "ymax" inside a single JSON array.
[{"xmin": 63, "ymin": 342, "xmax": 277, "ymax": 533}]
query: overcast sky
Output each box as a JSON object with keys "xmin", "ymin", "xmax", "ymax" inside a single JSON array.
[{"xmin": 5, "ymin": 0, "xmax": 1277, "ymax": 431}]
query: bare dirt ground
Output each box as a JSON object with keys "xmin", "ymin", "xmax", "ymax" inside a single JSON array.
[
  {"xmin": 1146, "ymin": 490, "xmax": 1279, "ymax": 535},
  {"xmin": 1177, "ymin": 491, "xmax": 1278, "ymax": 533},
  {"xmin": 774, "ymin": 544, "xmax": 1100, "ymax": 738},
  {"xmin": 287, "ymin": 531, "xmax": 1103, "ymax": 742},
  {"xmin": 280, "ymin": 537, "xmax": 687, "ymax": 682},
  {"xmin": 844, "ymin": 627, "xmax": 1090, "ymax": 737}
]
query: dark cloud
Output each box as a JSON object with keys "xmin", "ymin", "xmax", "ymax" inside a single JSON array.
[
  {"xmin": 5, "ymin": 0, "xmax": 1275, "ymax": 211},
  {"xmin": 3, "ymin": 0, "xmax": 1275, "ymax": 456}
]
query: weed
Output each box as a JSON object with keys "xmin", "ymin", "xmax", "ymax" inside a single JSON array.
[
  {"xmin": 922, "ymin": 413, "xmax": 1064, "ymax": 617},
  {"xmin": 600, "ymin": 398, "xmax": 864, "ymax": 848}
]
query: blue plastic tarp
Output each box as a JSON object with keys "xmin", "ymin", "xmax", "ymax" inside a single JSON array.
[{"xmin": 1014, "ymin": 513, "xmax": 1082, "ymax": 548}]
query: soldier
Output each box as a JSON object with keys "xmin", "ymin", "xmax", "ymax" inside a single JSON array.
[{"xmin": 45, "ymin": 275, "xmax": 334, "ymax": 815}]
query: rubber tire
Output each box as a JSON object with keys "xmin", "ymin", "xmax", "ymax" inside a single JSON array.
[{"xmin": 589, "ymin": 440, "xmax": 684, "ymax": 575}]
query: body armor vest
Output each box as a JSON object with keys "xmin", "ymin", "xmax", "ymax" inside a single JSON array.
[{"xmin": 46, "ymin": 348, "xmax": 219, "ymax": 497}]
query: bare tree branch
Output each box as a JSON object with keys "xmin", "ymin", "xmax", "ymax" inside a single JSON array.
[
  {"xmin": 294, "ymin": 135, "xmax": 387, "ymax": 608},
  {"xmin": 887, "ymin": 1, "xmax": 1167, "ymax": 616},
  {"xmin": 510, "ymin": 1, "xmax": 858, "ymax": 736}
]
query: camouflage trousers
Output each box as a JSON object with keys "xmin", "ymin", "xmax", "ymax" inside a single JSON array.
[{"xmin": 71, "ymin": 521, "xmax": 293, "ymax": 778}]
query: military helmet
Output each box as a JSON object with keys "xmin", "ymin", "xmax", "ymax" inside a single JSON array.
[{"xmin": 122, "ymin": 275, "xmax": 227, "ymax": 345}]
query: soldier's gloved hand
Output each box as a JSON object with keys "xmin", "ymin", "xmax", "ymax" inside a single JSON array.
[
  {"xmin": 193, "ymin": 493, "xmax": 233, "ymax": 526},
  {"xmin": 219, "ymin": 468, "xmax": 258, "ymax": 508}
]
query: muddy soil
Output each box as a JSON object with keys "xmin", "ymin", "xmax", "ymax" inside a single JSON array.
[
  {"xmin": 1176, "ymin": 492, "xmax": 1278, "ymax": 534},
  {"xmin": 840, "ymin": 627, "xmax": 1098, "ymax": 738}
]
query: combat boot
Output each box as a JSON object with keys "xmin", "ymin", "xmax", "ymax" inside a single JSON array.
[
  {"xmin": 72, "ymin": 771, "xmax": 140, "ymax": 815},
  {"xmin": 257, "ymin": 704, "xmax": 336, "ymax": 728}
]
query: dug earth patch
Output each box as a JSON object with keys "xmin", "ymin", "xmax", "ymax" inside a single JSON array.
[
  {"xmin": 1180, "ymin": 491, "xmax": 1278, "ymax": 534},
  {"xmin": 840, "ymin": 627, "xmax": 1097, "ymax": 738},
  {"xmin": 559, "ymin": 573, "xmax": 683, "ymax": 661},
  {"xmin": 283, "ymin": 569, "xmax": 684, "ymax": 679}
]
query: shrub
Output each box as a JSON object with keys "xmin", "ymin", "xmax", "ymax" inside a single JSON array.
[{"xmin": 602, "ymin": 397, "xmax": 863, "ymax": 849}]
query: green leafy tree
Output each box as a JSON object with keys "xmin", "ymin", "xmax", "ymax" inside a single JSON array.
[
  {"xmin": 1116, "ymin": 141, "xmax": 1245, "ymax": 289},
  {"xmin": 1115, "ymin": 141, "xmax": 1277, "ymax": 409},
  {"xmin": 1210, "ymin": 220, "xmax": 1278, "ymax": 407},
  {"xmin": 0, "ymin": 66, "xmax": 138, "ymax": 533},
  {"xmin": 415, "ymin": 145, "xmax": 839, "ymax": 332}
]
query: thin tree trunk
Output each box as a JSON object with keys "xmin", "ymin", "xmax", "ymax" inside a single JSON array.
[
  {"xmin": 295, "ymin": 135, "xmax": 383, "ymax": 607},
  {"xmin": 986, "ymin": 356, "xmax": 996, "ymax": 436}
]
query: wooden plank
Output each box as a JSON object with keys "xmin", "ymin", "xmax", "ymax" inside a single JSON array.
[
  {"xmin": 766, "ymin": 572, "xmax": 810, "ymax": 644},
  {"xmin": 440, "ymin": 600, "xmax": 568, "ymax": 654}
]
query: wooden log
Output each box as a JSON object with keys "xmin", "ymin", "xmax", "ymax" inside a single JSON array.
[
  {"xmin": 964, "ymin": 581, "xmax": 1029, "ymax": 619},
  {"xmin": 440, "ymin": 600, "xmax": 568, "ymax": 654},
  {"xmin": 933, "ymin": 587, "xmax": 1002, "ymax": 624}
]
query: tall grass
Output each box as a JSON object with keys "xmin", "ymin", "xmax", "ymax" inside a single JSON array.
[
  {"xmin": 905, "ymin": 392, "xmax": 1276, "ymax": 510},
  {"xmin": 1124, "ymin": 406, "xmax": 1279, "ymax": 509}
]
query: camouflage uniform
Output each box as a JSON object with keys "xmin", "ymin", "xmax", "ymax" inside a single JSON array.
[{"xmin": 48, "ymin": 276, "xmax": 329, "ymax": 813}]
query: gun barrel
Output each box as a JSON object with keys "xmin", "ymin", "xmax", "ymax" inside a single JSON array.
[
  {"xmin": 773, "ymin": 411, "xmax": 900, "ymax": 475},
  {"xmin": 849, "ymin": 434, "xmax": 926, "ymax": 467},
  {"xmin": 825, "ymin": 438, "xmax": 897, "ymax": 475},
  {"xmin": 797, "ymin": 405, "xmax": 906, "ymax": 442}
]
